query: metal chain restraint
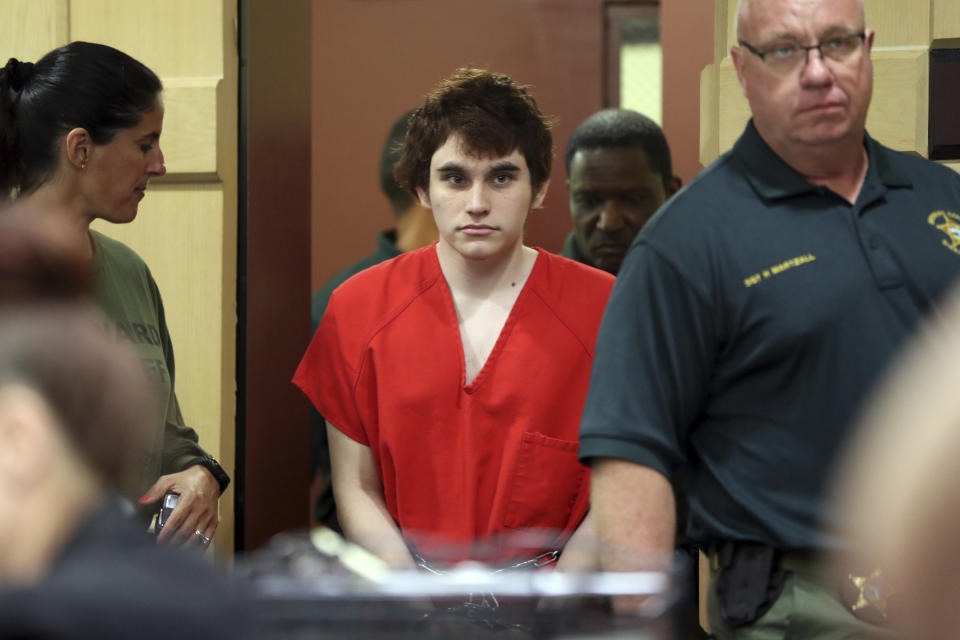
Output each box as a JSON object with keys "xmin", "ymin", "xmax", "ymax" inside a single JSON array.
[{"xmin": 411, "ymin": 548, "xmax": 560, "ymax": 615}]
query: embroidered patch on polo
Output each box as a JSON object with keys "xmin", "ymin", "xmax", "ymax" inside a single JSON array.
[{"xmin": 928, "ymin": 210, "xmax": 960, "ymax": 256}]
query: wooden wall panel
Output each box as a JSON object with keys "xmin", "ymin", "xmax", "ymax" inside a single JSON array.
[
  {"xmin": 700, "ymin": 64, "xmax": 720, "ymax": 166},
  {"xmin": 162, "ymin": 79, "xmax": 221, "ymax": 179},
  {"xmin": 723, "ymin": 0, "xmax": 738, "ymax": 56},
  {"xmin": 700, "ymin": 0, "xmax": 737, "ymax": 166},
  {"xmin": 215, "ymin": 2, "xmax": 239, "ymax": 553},
  {"xmin": 715, "ymin": 0, "xmax": 733, "ymax": 63},
  {"xmin": 0, "ymin": 0, "xmax": 68, "ymax": 59},
  {"xmin": 716, "ymin": 57, "xmax": 750, "ymax": 156},
  {"xmin": 933, "ymin": 0, "xmax": 960, "ymax": 41},
  {"xmin": 867, "ymin": 51, "xmax": 929, "ymax": 155},
  {"xmin": 866, "ymin": 0, "xmax": 930, "ymax": 47},
  {"xmin": 68, "ymin": 0, "xmax": 224, "ymax": 76}
]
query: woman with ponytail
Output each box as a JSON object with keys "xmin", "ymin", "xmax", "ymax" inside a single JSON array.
[{"xmin": 0, "ymin": 42, "xmax": 227, "ymax": 548}]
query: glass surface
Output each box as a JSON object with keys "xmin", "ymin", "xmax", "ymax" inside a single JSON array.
[{"xmin": 239, "ymin": 529, "xmax": 690, "ymax": 639}]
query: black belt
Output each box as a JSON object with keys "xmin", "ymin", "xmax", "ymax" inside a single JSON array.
[{"xmin": 708, "ymin": 543, "xmax": 820, "ymax": 574}]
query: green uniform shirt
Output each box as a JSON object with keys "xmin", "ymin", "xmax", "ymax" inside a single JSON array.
[
  {"xmin": 311, "ymin": 230, "xmax": 403, "ymax": 331},
  {"xmin": 92, "ymin": 231, "xmax": 207, "ymax": 496},
  {"xmin": 560, "ymin": 232, "xmax": 592, "ymax": 268},
  {"xmin": 580, "ymin": 120, "xmax": 960, "ymax": 550}
]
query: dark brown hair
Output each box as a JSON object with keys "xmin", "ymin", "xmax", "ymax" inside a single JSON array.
[
  {"xmin": 0, "ymin": 212, "xmax": 92, "ymax": 304},
  {"xmin": 394, "ymin": 68, "xmax": 553, "ymax": 195}
]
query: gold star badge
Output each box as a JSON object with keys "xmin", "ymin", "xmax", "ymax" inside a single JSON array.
[{"xmin": 847, "ymin": 569, "xmax": 892, "ymax": 621}]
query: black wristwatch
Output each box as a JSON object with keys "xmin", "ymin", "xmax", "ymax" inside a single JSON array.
[{"xmin": 189, "ymin": 455, "xmax": 230, "ymax": 495}]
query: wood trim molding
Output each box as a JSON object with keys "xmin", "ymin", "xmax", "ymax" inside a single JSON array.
[{"xmin": 161, "ymin": 77, "xmax": 222, "ymax": 181}]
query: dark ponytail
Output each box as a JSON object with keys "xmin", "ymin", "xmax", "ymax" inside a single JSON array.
[
  {"xmin": 0, "ymin": 59, "xmax": 34, "ymax": 196},
  {"xmin": 3, "ymin": 58, "xmax": 34, "ymax": 92},
  {"xmin": 0, "ymin": 42, "xmax": 162, "ymax": 198}
]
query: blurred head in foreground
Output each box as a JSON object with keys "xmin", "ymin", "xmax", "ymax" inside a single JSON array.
[
  {"xmin": 0, "ymin": 214, "xmax": 152, "ymax": 585},
  {"xmin": 0, "ymin": 209, "xmax": 92, "ymax": 304},
  {"xmin": 830, "ymin": 285, "xmax": 960, "ymax": 640}
]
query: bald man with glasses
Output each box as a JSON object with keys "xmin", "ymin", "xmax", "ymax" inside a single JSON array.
[{"xmin": 580, "ymin": 0, "xmax": 960, "ymax": 637}]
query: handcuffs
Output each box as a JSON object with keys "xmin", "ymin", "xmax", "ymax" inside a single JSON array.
[{"xmin": 410, "ymin": 548, "xmax": 560, "ymax": 630}]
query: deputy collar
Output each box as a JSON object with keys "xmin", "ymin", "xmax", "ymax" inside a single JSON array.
[{"xmin": 733, "ymin": 119, "xmax": 912, "ymax": 201}]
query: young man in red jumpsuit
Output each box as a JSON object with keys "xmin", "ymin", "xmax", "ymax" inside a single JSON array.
[{"xmin": 294, "ymin": 68, "xmax": 615, "ymax": 570}]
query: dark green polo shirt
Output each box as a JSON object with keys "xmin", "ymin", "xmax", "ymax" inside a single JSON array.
[
  {"xmin": 560, "ymin": 232, "xmax": 592, "ymax": 267},
  {"xmin": 579, "ymin": 120, "xmax": 960, "ymax": 550},
  {"xmin": 309, "ymin": 228, "xmax": 402, "ymax": 528},
  {"xmin": 311, "ymin": 229, "xmax": 403, "ymax": 332}
]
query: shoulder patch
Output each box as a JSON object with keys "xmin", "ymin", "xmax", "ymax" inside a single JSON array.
[{"xmin": 928, "ymin": 211, "xmax": 960, "ymax": 256}]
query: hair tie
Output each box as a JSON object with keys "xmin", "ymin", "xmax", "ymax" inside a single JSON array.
[{"xmin": 4, "ymin": 58, "xmax": 35, "ymax": 92}]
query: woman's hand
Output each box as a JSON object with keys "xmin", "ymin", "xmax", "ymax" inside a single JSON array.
[{"xmin": 139, "ymin": 465, "xmax": 220, "ymax": 547}]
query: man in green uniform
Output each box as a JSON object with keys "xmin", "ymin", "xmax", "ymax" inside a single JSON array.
[
  {"xmin": 580, "ymin": 0, "xmax": 960, "ymax": 637},
  {"xmin": 561, "ymin": 109, "xmax": 680, "ymax": 275}
]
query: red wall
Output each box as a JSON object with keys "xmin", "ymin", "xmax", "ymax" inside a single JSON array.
[
  {"xmin": 311, "ymin": 0, "xmax": 714, "ymax": 288},
  {"xmin": 244, "ymin": 0, "xmax": 313, "ymax": 550},
  {"xmin": 661, "ymin": 0, "xmax": 715, "ymax": 186},
  {"xmin": 311, "ymin": 0, "xmax": 605, "ymax": 288}
]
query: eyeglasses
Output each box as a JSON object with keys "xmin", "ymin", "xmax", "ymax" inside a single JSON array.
[{"xmin": 738, "ymin": 32, "xmax": 866, "ymax": 71}]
